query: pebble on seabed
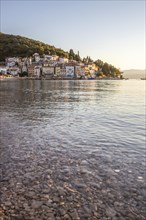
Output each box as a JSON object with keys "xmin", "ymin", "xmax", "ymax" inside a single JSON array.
[
  {"xmin": 114, "ymin": 169, "xmax": 120, "ymax": 173},
  {"xmin": 137, "ymin": 176, "xmax": 143, "ymax": 180},
  {"xmin": 0, "ymin": 146, "xmax": 145, "ymax": 220}
]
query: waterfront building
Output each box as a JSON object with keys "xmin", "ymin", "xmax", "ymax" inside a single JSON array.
[
  {"xmin": 60, "ymin": 68, "xmax": 66, "ymax": 77},
  {"xmin": 75, "ymin": 66, "xmax": 82, "ymax": 78},
  {"xmin": 33, "ymin": 53, "xmax": 40, "ymax": 63},
  {"xmin": 7, "ymin": 62, "xmax": 15, "ymax": 67},
  {"xmin": 22, "ymin": 65, "xmax": 27, "ymax": 73},
  {"xmin": 75, "ymin": 65, "xmax": 86, "ymax": 78},
  {"xmin": 34, "ymin": 66, "xmax": 41, "ymax": 77},
  {"xmin": 54, "ymin": 66, "xmax": 61, "ymax": 76},
  {"xmin": 65, "ymin": 65, "xmax": 75, "ymax": 78},
  {"xmin": 42, "ymin": 66, "xmax": 54, "ymax": 78},
  {"xmin": 26, "ymin": 57, "xmax": 32, "ymax": 66},
  {"xmin": 0, "ymin": 66, "xmax": 7, "ymax": 75},
  {"xmin": 27, "ymin": 64, "xmax": 36, "ymax": 77},
  {"xmin": 8, "ymin": 67, "xmax": 20, "ymax": 76}
]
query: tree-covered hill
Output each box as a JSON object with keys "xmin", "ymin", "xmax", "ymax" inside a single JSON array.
[{"xmin": 0, "ymin": 32, "xmax": 69, "ymax": 61}]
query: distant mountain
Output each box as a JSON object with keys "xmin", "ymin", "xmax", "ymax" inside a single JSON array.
[{"xmin": 123, "ymin": 69, "xmax": 146, "ymax": 79}]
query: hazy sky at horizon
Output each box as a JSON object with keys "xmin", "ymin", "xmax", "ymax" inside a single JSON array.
[{"xmin": 1, "ymin": 0, "xmax": 145, "ymax": 70}]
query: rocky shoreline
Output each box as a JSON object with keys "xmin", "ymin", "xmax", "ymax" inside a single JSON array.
[{"xmin": 0, "ymin": 142, "xmax": 145, "ymax": 220}]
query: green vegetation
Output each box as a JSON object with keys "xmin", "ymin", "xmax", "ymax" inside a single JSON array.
[
  {"xmin": 0, "ymin": 32, "xmax": 69, "ymax": 60},
  {"xmin": 0, "ymin": 32, "xmax": 121, "ymax": 77},
  {"xmin": 83, "ymin": 56, "xmax": 93, "ymax": 64},
  {"xmin": 94, "ymin": 59, "xmax": 121, "ymax": 77}
]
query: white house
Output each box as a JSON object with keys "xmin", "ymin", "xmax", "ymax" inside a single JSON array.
[
  {"xmin": 65, "ymin": 66, "xmax": 75, "ymax": 78},
  {"xmin": 60, "ymin": 68, "xmax": 66, "ymax": 77},
  {"xmin": 55, "ymin": 66, "xmax": 61, "ymax": 76},
  {"xmin": 52, "ymin": 55, "xmax": 59, "ymax": 61},
  {"xmin": 0, "ymin": 67, "xmax": 7, "ymax": 75},
  {"xmin": 42, "ymin": 66, "xmax": 54, "ymax": 78},
  {"xmin": 80, "ymin": 67, "xmax": 85, "ymax": 76},
  {"xmin": 22, "ymin": 65, "xmax": 27, "ymax": 73},
  {"xmin": 59, "ymin": 58, "xmax": 68, "ymax": 64},
  {"xmin": 34, "ymin": 66, "xmax": 41, "ymax": 77},
  {"xmin": 75, "ymin": 66, "xmax": 81, "ymax": 78},
  {"xmin": 6, "ymin": 57, "xmax": 20, "ymax": 63},
  {"xmin": 6, "ymin": 61, "xmax": 16, "ymax": 67},
  {"xmin": 26, "ymin": 57, "xmax": 32, "ymax": 66},
  {"xmin": 89, "ymin": 69, "xmax": 96, "ymax": 78},
  {"xmin": 43, "ymin": 55, "xmax": 53, "ymax": 61},
  {"xmin": 8, "ymin": 67, "xmax": 20, "ymax": 76},
  {"xmin": 48, "ymin": 60, "xmax": 57, "ymax": 67},
  {"xmin": 33, "ymin": 53, "xmax": 40, "ymax": 63}
]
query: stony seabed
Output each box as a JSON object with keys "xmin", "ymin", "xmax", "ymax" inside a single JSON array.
[{"xmin": 0, "ymin": 142, "xmax": 145, "ymax": 220}]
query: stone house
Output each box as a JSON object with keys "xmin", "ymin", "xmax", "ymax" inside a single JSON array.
[{"xmin": 27, "ymin": 64, "xmax": 36, "ymax": 77}]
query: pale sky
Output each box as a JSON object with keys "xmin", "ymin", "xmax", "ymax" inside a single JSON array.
[{"xmin": 0, "ymin": 0, "xmax": 145, "ymax": 70}]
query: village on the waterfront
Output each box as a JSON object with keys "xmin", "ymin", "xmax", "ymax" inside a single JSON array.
[{"xmin": 0, "ymin": 53, "xmax": 124, "ymax": 80}]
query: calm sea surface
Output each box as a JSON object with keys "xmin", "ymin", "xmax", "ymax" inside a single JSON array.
[
  {"xmin": 0, "ymin": 79, "xmax": 145, "ymax": 219},
  {"xmin": 1, "ymin": 79, "xmax": 145, "ymax": 151}
]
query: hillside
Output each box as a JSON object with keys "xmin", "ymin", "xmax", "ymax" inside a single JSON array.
[
  {"xmin": 123, "ymin": 69, "xmax": 146, "ymax": 79},
  {"xmin": 0, "ymin": 32, "xmax": 69, "ymax": 61}
]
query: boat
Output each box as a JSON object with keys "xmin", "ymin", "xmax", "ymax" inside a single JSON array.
[{"xmin": 88, "ymin": 77, "xmax": 95, "ymax": 80}]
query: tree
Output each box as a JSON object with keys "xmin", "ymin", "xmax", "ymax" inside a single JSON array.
[
  {"xmin": 69, "ymin": 49, "xmax": 75, "ymax": 60},
  {"xmin": 74, "ymin": 51, "xmax": 81, "ymax": 62},
  {"xmin": 102, "ymin": 63, "xmax": 110, "ymax": 76},
  {"xmin": 94, "ymin": 59, "xmax": 104, "ymax": 69}
]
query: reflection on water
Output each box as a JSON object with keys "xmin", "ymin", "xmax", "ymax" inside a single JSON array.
[
  {"xmin": 0, "ymin": 79, "xmax": 145, "ymax": 148},
  {"xmin": 1, "ymin": 79, "xmax": 145, "ymax": 159},
  {"xmin": 0, "ymin": 79, "xmax": 121, "ymax": 109},
  {"xmin": 0, "ymin": 79, "xmax": 145, "ymax": 160}
]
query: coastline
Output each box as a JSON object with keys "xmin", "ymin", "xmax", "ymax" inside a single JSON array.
[{"xmin": 0, "ymin": 76, "xmax": 126, "ymax": 81}]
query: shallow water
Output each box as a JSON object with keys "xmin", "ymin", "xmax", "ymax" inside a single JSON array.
[
  {"xmin": 0, "ymin": 79, "xmax": 145, "ymax": 219},
  {"xmin": 1, "ymin": 79, "xmax": 145, "ymax": 154}
]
